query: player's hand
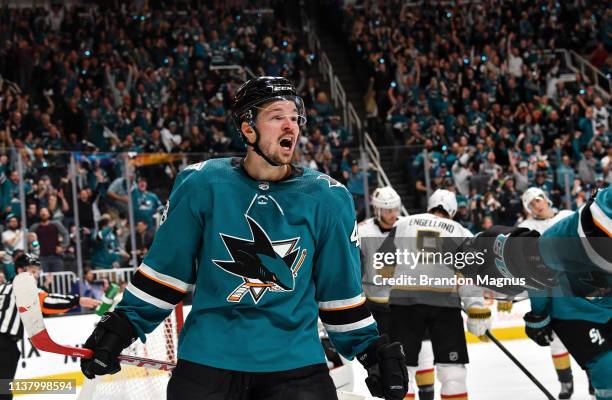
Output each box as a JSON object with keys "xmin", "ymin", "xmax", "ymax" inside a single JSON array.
[
  {"xmin": 81, "ymin": 311, "xmax": 137, "ymax": 379},
  {"xmin": 357, "ymin": 335, "xmax": 408, "ymax": 400},
  {"xmin": 459, "ymin": 226, "xmax": 558, "ymax": 295},
  {"xmin": 79, "ymin": 297, "xmax": 102, "ymax": 309},
  {"xmin": 497, "ymin": 300, "xmax": 513, "ymax": 313},
  {"xmin": 466, "ymin": 307, "xmax": 491, "ymax": 341},
  {"xmin": 523, "ymin": 312, "xmax": 554, "ymax": 346}
]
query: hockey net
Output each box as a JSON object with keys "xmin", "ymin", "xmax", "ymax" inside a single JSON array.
[{"xmin": 79, "ymin": 303, "xmax": 183, "ymax": 400}]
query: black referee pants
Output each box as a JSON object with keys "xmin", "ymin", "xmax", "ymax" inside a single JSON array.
[{"xmin": 0, "ymin": 334, "xmax": 20, "ymax": 400}]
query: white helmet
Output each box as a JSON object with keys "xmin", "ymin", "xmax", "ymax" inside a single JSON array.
[
  {"xmin": 521, "ymin": 187, "xmax": 552, "ymax": 214},
  {"xmin": 371, "ymin": 187, "xmax": 402, "ymax": 210},
  {"xmin": 427, "ymin": 189, "xmax": 457, "ymax": 218}
]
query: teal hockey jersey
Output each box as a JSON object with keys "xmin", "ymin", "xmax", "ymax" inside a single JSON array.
[
  {"xmin": 117, "ymin": 158, "xmax": 378, "ymax": 372},
  {"xmin": 539, "ymin": 186, "xmax": 612, "ymax": 275},
  {"xmin": 531, "ymin": 187, "xmax": 612, "ymax": 323}
]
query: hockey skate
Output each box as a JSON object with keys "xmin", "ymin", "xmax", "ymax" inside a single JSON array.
[{"xmin": 558, "ymin": 381, "xmax": 574, "ymax": 399}]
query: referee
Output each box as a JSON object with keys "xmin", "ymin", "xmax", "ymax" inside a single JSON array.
[{"xmin": 0, "ymin": 252, "xmax": 100, "ymax": 400}]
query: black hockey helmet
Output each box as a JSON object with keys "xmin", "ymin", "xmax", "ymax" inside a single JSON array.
[
  {"xmin": 14, "ymin": 252, "xmax": 41, "ymax": 270},
  {"xmin": 232, "ymin": 76, "xmax": 306, "ymax": 130},
  {"xmin": 231, "ymin": 76, "xmax": 306, "ymax": 166}
]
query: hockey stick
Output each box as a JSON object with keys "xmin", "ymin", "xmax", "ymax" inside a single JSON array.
[
  {"xmin": 484, "ymin": 330, "xmax": 555, "ymax": 400},
  {"xmin": 461, "ymin": 308, "xmax": 554, "ymax": 399},
  {"xmin": 484, "ymin": 329, "xmax": 555, "ymax": 400},
  {"xmin": 13, "ymin": 272, "xmax": 176, "ymax": 372}
]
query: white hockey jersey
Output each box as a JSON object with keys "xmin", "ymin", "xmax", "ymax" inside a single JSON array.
[
  {"xmin": 519, "ymin": 209, "xmax": 573, "ymax": 233},
  {"xmin": 359, "ymin": 216, "xmax": 406, "ymax": 303},
  {"xmin": 390, "ymin": 213, "xmax": 483, "ymax": 308}
]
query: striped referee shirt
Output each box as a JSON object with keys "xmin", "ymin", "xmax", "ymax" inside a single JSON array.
[
  {"xmin": 0, "ymin": 283, "xmax": 21, "ymax": 337},
  {"xmin": 0, "ymin": 283, "xmax": 80, "ymax": 339}
]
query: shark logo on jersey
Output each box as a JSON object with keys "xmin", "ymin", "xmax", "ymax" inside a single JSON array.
[{"xmin": 213, "ymin": 215, "xmax": 308, "ymax": 303}]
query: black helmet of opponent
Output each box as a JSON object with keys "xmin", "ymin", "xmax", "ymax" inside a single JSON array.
[
  {"xmin": 14, "ymin": 251, "xmax": 41, "ymax": 270},
  {"xmin": 232, "ymin": 76, "xmax": 306, "ymax": 166}
]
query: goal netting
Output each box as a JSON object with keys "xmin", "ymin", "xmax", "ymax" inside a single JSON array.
[{"xmin": 78, "ymin": 303, "xmax": 183, "ymax": 400}]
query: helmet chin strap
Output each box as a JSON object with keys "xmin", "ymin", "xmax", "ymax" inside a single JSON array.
[
  {"xmin": 245, "ymin": 123, "xmax": 283, "ymax": 167},
  {"xmin": 375, "ymin": 208, "xmax": 382, "ymax": 222}
]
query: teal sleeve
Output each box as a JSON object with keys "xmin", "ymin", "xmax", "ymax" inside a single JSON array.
[
  {"xmin": 314, "ymin": 188, "xmax": 378, "ymax": 359},
  {"xmin": 327, "ymin": 325, "xmax": 380, "ymax": 361},
  {"xmin": 541, "ymin": 189, "xmax": 611, "ymax": 274},
  {"xmin": 117, "ymin": 168, "xmax": 206, "ymax": 340},
  {"xmin": 528, "ymin": 292, "xmax": 551, "ymax": 316},
  {"xmin": 116, "ymin": 290, "xmax": 171, "ymax": 341}
]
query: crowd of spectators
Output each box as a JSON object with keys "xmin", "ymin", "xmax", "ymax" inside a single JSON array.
[
  {"xmin": 328, "ymin": 0, "xmax": 612, "ymax": 232},
  {"xmin": 0, "ymin": 0, "xmax": 359, "ymax": 292},
  {"xmin": 1, "ymin": 0, "xmax": 611, "ymax": 297}
]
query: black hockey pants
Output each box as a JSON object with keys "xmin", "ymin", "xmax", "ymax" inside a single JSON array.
[{"xmin": 167, "ymin": 359, "xmax": 338, "ymax": 400}]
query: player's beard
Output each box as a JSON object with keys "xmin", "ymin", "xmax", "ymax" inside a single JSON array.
[
  {"xmin": 259, "ymin": 137, "xmax": 296, "ymax": 166},
  {"xmin": 380, "ymin": 213, "xmax": 397, "ymax": 227}
]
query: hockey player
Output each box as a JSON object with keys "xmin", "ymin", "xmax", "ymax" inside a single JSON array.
[
  {"xmin": 517, "ymin": 188, "xmax": 579, "ymax": 399},
  {"xmin": 360, "ymin": 186, "xmax": 404, "ymax": 333},
  {"xmin": 360, "ymin": 186, "xmax": 435, "ymax": 399},
  {"xmin": 389, "ymin": 189, "xmax": 492, "ymax": 400},
  {"xmin": 523, "ymin": 187, "xmax": 611, "ymax": 400},
  {"xmin": 0, "ymin": 252, "xmax": 99, "ymax": 400},
  {"xmin": 458, "ymin": 186, "xmax": 612, "ymax": 294},
  {"xmin": 519, "ymin": 188, "xmax": 574, "ymax": 234},
  {"xmin": 80, "ymin": 77, "xmax": 408, "ymax": 400},
  {"xmin": 460, "ymin": 188, "xmax": 611, "ymax": 400}
]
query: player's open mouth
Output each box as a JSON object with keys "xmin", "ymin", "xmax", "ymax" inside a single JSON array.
[{"xmin": 279, "ymin": 136, "xmax": 294, "ymax": 149}]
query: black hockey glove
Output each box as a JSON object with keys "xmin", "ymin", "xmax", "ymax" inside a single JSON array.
[
  {"xmin": 357, "ymin": 335, "xmax": 408, "ymax": 400},
  {"xmin": 81, "ymin": 311, "xmax": 137, "ymax": 379},
  {"xmin": 523, "ymin": 312, "xmax": 554, "ymax": 346},
  {"xmin": 459, "ymin": 226, "xmax": 558, "ymax": 295}
]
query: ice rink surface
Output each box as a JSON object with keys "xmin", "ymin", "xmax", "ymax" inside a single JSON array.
[
  {"xmin": 350, "ymin": 338, "xmax": 592, "ymax": 400},
  {"xmin": 17, "ymin": 339, "xmax": 592, "ymax": 400}
]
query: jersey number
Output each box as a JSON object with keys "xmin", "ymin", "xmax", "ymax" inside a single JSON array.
[
  {"xmin": 416, "ymin": 229, "xmax": 441, "ymax": 264},
  {"xmin": 416, "ymin": 229, "xmax": 441, "ymax": 252},
  {"xmin": 350, "ymin": 221, "xmax": 360, "ymax": 247}
]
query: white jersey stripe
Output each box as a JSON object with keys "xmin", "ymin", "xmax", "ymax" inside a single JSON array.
[
  {"xmin": 318, "ymin": 294, "xmax": 364, "ymax": 311},
  {"xmin": 126, "ymin": 282, "xmax": 175, "ymax": 310},
  {"xmin": 322, "ymin": 315, "xmax": 376, "ymax": 333},
  {"xmin": 590, "ymin": 202, "xmax": 612, "ymax": 236},
  {"xmin": 577, "ymin": 208, "xmax": 612, "ymax": 273},
  {"xmin": 139, "ymin": 263, "xmax": 194, "ymax": 293}
]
